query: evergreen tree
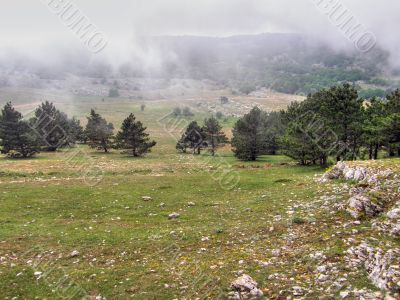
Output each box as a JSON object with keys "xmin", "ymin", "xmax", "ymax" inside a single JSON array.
[
  {"xmin": 85, "ymin": 109, "xmax": 114, "ymax": 152},
  {"xmin": 0, "ymin": 102, "xmax": 39, "ymax": 158},
  {"xmin": 202, "ymin": 117, "xmax": 228, "ymax": 156},
  {"xmin": 362, "ymin": 98, "xmax": 387, "ymax": 159},
  {"xmin": 116, "ymin": 113, "xmax": 156, "ymax": 157},
  {"xmin": 176, "ymin": 133, "xmax": 189, "ymax": 153},
  {"xmin": 385, "ymin": 90, "xmax": 400, "ymax": 156},
  {"xmin": 231, "ymin": 107, "xmax": 267, "ymax": 161},
  {"xmin": 309, "ymin": 84, "xmax": 364, "ymax": 160},
  {"xmin": 177, "ymin": 121, "xmax": 207, "ymax": 155},
  {"xmin": 30, "ymin": 101, "xmax": 69, "ymax": 151},
  {"xmin": 264, "ymin": 111, "xmax": 285, "ymax": 155},
  {"xmin": 280, "ymin": 102, "xmax": 328, "ymax": 165},
  {"xmin": 66, "ymin": 117, "xmax": 84, "ymax": 145}
]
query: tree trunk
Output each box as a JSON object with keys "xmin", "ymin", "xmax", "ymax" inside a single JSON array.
[
  {"xmin": 373, "ymin": 144, "xmax": 379, "ymax": 160},
  {"xmin": 369, "ymin": 144, "xmax": 373, "ymax": 160},
  {"xmin": 389, "ymin": 151, "xmax": 395, "ymax": 157}
]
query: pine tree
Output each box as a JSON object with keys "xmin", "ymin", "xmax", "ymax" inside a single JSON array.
[
  {"xmin": 30, "ymin": 101, "xmax": 69, "ymax": 151},
  {"xmin": 362, "ymin": 98, "xmax": 387, "ymax": 159},
  {"xmin": 264, "ymin": 111, "xmax": 285, "ymax": 155},
  {"xmin": 280, "ymin": 102, "xmax": 326, "ymax": 165},
  {"xmin": 116, "ymin": 113, "xmax": 156, "ymax": 157},
  {"xmin": 177, "ymin": 121, "xmax": 207, "ymax": 155},
  {"xmin": 176, "ymin": 134, "xmax": 189, "ymax": 153},
  {"xmin": 66, "ymin": 117, "xmax": 84, "ymax": 145},
  {"xmin": 85, "ymin": 109, "xmax": 114, "ymax": 152},
  {"xmin": 203, "ymin": 117, "xmax": 228, "ymax": 156},
  {"xmin": 231, "ymin": 107, "xmax": 267, "ymax": 161},
  {"xmin": 309, "ymin": 84, "xmax": 363, "ymax": 160},
  {"xmin": 385, "ymin": 90, "xmax": 400, "ymax": 156},
  {"xmin": 0, "ymin": 102, "xmax": 39, "ymax": 158}
]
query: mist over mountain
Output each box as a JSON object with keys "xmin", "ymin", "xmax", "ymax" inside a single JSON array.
[{"xmin": 0, "ymin": 33, "xmax": 394, "ymax": 96}]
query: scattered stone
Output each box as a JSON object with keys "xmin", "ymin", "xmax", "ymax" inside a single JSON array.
[
  {"xmin": 142, "ymin": 196, "xmax": 152, "ymax": 201},
  {"xmin": 316, "ymin": 265, "xmax": 327, "ymax": 273},
  {"xmin": 340, "ymin": 291, "xmax": 350, "ymax": 298},
  {"xmin": 318, "ymin": 274, "xmax": 329, "ymax": 282},
  {"xmin": 187, "ymin": 202, "xmax": 196, "ymax": 207},
  {"xmin": 70, "ymin": 250, "xmax": 80, "ymax": 257},
  {"xmin": 292, "ymin": 286, "xmax": 304, "ymax": 296},
  {"xmin": 168, "ymin": 212, "xmax": 180, "ymax": 219},
  {"xmin": 387, "ymin": 208, "xmax": 400, "ymax": 220},
  {"xmin": 230, "ymin": 274, "xmax": 263, "ymax": 299},
  {"xmin": 271, "ymin": 249, "xmax": 281, "ymax": 257}
]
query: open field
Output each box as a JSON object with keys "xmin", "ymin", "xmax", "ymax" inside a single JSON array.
[
  {"xmin": 0, "ymin": 146, "xmax": 321, "ymax": 299},
  {"xmin": 2, "ymin": 145, "xmax": 400, "ymax": 299}
]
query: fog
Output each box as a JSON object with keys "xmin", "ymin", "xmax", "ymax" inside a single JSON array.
[{"xmin": 0, "ymin": 0, "xmax": 399, "ymax": 74}]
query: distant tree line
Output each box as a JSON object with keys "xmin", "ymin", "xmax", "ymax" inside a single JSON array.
[
  {"xmin": 0, "ymin": 102, "xmax": 156, "ymax": 158},
  {"xmin": 231, "ymin": 83, "xmax": 400, "ymax": 164}
]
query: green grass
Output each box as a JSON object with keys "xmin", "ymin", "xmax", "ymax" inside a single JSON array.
[{"xmin": 0, "ymin": 144, "xmax": 327, "ymax": 299}]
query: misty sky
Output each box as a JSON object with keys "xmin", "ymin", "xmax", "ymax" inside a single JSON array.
[{"xmin": 0, "ymin": 1, "xmax": 399, "ymax": 63}]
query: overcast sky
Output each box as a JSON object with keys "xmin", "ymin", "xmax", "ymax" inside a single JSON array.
[{"xmin": 0, "ymin": 1, "xmax": 399, "ymax": 63}]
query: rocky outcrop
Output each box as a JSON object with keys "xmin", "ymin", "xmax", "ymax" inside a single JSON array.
[
  {"xmin": 319, "ymin": 161, "xmax": 394, "ymax": 184},
  {"xmin": 347, "ymin": 193, "xmax": 384, "ymax": 219},
  {"xmin": 320, "ymin": 161, "xmax": 399, "ymax": 221},
  {"xmin": 346, "ymin": 243, "xmax": 400, "ymax": 292},
  {"xmin": 320, "ymin": 161, "xmax": 400, "ymax": 295}
]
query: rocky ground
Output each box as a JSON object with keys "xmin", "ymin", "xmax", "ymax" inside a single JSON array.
[{"xmin": 230, "ymin": 160, "xmax": 400, "ymax": 300}]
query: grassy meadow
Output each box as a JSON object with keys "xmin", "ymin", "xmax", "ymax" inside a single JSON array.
[{"xmin": 0, "ymin": 89, "xmax": 394, "ymax": 299}]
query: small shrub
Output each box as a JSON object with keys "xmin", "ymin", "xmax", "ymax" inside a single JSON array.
[
  {"xmin": 220, "ymin": 96, "xmax": 229, "ymax": 104},
  {"xmin": 182, "ymin": 107, "xmax": 194, "ymax": 117},
  {"xmin": 274, "ymin": 178, "xmax": 293, "ymax": 183},
  {"xmin": 6, "ymin": 150, "xmax": 36, "ymax": 159},
  {"xmin": 108, "ymin": 88, "xmax": 120, "ymax": 97},
  {"xmin": 173, "ymin": 107, "xmax": 182, "ymax": 116},
  {"xmin": 292, "ymin": 217, "xmax": 306, "ymax": 224}
]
